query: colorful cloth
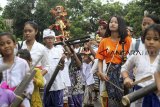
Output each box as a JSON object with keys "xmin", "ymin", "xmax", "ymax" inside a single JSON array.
[
  {"xmin": 105, "ymin": 63, "xmax": 124, "ymax": 107},
  {"xmin": 31, "ymin": 68, "xmax": 44, "ymax": 107},
  {"xmin": 93, "ymin": 74, "xmax": 99, "ymax": 91},
  {"xmin": 68, "ymin": 65, "xmax": 84, "ymax": 96},
  {"xmin": 0, "ymin": 88, "xmax": 16, "ymax": 107},
  {"xmin": 0, "ymin": 81, "xmax": 16, "ymax": 91},
  {"xmin": 68, "ymin": 57, "xmax": 84, "ymax": 107}
]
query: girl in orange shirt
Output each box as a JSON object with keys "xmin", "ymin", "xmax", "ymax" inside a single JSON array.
[{"xmin": 96, "ymin": 15, "xmax": 131, "ymax": 107}]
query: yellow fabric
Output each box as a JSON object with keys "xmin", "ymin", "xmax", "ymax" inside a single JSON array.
[
  {"xmin": 101, "ymin": 91, "xmax": 108, "ymax": 107},
  {"xmin": 31, "ymin": 68, "xmax": 44, "ymax": 107},
  {"xmin": 101, "ymin": 91, "xmax": 108, "ymax": 97}
]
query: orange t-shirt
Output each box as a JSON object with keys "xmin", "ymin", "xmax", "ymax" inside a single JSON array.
[{"xmin": 96, "ymin": 36, "xmax": 131, "ymax": 64}]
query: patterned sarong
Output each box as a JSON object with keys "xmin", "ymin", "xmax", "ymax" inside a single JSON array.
[{"xmin": 105, "ymin": 63, "xmax": 124, "ymax": 107}]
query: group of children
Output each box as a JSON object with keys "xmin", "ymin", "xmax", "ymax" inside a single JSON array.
[
  {"xmin": 0, "ymin": 20, "xmax": 98, "ymax": 107},
  {"xmin": 95, "ymin": 14, "xmax": 160, "ymax": 107},
  {"xmin": 0, "ymin": 13, "xmax": 160, "ymax": 107}
]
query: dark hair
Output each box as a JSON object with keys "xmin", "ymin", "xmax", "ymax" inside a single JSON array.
[
  {"xmin": 0, "ymin": 32, "xmax": 16, "ymax": 57},
  {"xmin": 25, "ymin": 21, "xmax": 38, "ymax": 31},
  {"xmin": 142, "ymin": 24, "xmax": 160, "ymax": 43},
  {"xmin": 0, "ymin": 72, "xmax": 2, "ymax": 82},
  {"xmin": 0, "ymin": 32, "xmax": 16, "ymax": 43},
  {"xmin": 17, "ymin": 49, "xmax": 32, "ymax": 61},
  {"xmin": 104, "ymin": 16, "xmax": 128, "ymax": 43},
  {"xmin": 24, "ymin": 21, "xmax": 40, "ymax": 41},
  {"xmin": 145, "ymin": 14, "xmax": 160, "ymax": 24}
]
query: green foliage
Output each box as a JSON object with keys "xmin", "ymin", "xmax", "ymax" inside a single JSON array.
[
  {"xmin": 1, "ymin": 0, "xmax": 160, "ymax": 40},
  {"xmin": 0, "ymin": 17, "xmax": 11, "ymax": 33},
  {"xmin": 0, "ymin": 7, "xmax": 2, "ymax": 12},
  {"xmin": 140, "ymin": 0, "xmax": 160, "ymax": 16},
  {"xmin": 124, "ymin": 1, "xmax": 144, "ymax": 37},
  {"xmin": 66, "ymin": 0, "xmax": 125, "ymax": 38},
  {"xmin": 2, "ymin": 0, "xmax": 34, "ymax": 38}
]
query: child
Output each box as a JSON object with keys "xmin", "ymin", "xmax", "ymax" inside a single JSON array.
[
  {"xmin": 0, "ymin": 32, "xmax": 34, "ymax": 107},
  {"xmin": 67, "ymin": 45, "xmax": 84, "ymax": 107},
  {"xmin": 42, "ymin": 29, "xmax": 65, "ymax": 107},
  {"xmin": 82, "ymin": 49, "xmax": 95, "ymax": 107},
  {"xmin": 89, "ymin": 19, "xmax": 108, "ymax": 107},
  {"xmin": 129, "ymin": 14, "xmax": 160, "ymax": 56},
  {"xmin": 96, "ymin": 16, "xmax": 131, "ymax": 107},
  {"xmin": 61, "ymin": 51, "xmax": 72, "ymax": 107},
  {"xmin": 21, "ymin": 21, "xmax": 49, "ymax": 76},
  {"xmin": 121, "ymin": 24, "xmax": 160, "ymax": 107},
  {"xmin": 17, "ymin": 49, "xmax": 44, "ymax": 107},
  {"xmin": 0, "ymin": 69, "xmax": 16, "ymax": 107}
]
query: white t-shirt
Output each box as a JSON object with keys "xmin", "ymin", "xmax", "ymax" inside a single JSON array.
[{"xmin": 82, "ymin": 62, "xmax": 95, "ymax": 85}]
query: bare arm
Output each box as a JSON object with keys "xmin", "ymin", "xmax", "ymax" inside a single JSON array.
[
  {"xmin": 97, "ymin": 59, "xmax": 108, "ymax": 81},
  {"xmin": 121, "ymin": 55, "xmax": 137, "ymax": 88},
  {"xmin": 62, "ymin": 38, "xmax": 72, "ymax": 55},
  {"xmin": 155, "ymin": 72, "xmax": 160, "ymax": 92},
  {"xmin": 72, "ymin": 51, "xmax": 82, "ymax": 68},
  {"xmin": 87, "ymin": 40, "xmax": 99, "ymax": 57},
  {"xmin": 69, "ymin": 45, "xmax": 82, "ymax": 68}
]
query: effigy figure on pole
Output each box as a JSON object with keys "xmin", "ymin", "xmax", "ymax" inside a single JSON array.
[{"xmin": 49, "ymin": 5, "xmax": 70, "ymax": 42}]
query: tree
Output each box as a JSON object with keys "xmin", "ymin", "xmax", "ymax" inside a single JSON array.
[
  {"xmin": 124, "ymin": 1, "xmax": 144, "ymax": 37},
  {"xmin": 2, "ymin": 0, "xmax": 159, "ymax": 40},
  {"xmin": 140, "ymin": 0, "xmax": 160, "ymax": 15},
  {"xmin": 66, "ymin": 0, "xmax": 125, "ymax": 38},
  {"xmin": 2, "ymin": 0, "xmax": 35, "ymax": 38},
  {"xmin": 0, "ymin": 6, "xmax": 2, "ymax": 12},
  {"xmin": 2, "ymin": 0, "xmax": 65, "ymax": 41},
  {"xmin": 0, "ymin": 16, "xmax": 10, "ymax": 33},
  {"xmin": 124, "ymin": 0, "xmax": 160, "ymax": 37}
]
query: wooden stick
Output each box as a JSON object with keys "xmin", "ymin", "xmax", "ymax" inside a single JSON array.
[
  {"xmin": 122, "ymin": 82, "xmax": 157, "ymax": 106},
  {"xmin": 11, "ymin": 55, "xmax": 43, "ymax": 107},
  {"xmin": 132, "ymin": 75, "xmax": 153, "ymax": 86}
]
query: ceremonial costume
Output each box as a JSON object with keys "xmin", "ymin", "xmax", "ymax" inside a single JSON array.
[
  {"xmin": 0, "ymin": 88, "xmax": 16, "ymax": 107},
  {"xmin": 31, "ymin": 68, "xmax": 44, "ymax": 107},
  {"xmin": 68, "ymin": 57, "xmax": 84, "ymax": 107},
  {"xmin": 44, "ymin": 46, "xmax": 65, "ymax": 107},
  {"xmin": 121, "ymin": 50, "xmax": 160, "ymax": 107},
  {"xmin": 21, "ymin": 40, "xmax": 50, "ymax": 72},
  {"xmin": 82, "ymin": 62, "xmax": 95, "ymax": 105},
  {"xmin": 1, "ymin": 57, "xmax": 34, "ymax": 107},
  {"xmin": 96, "ymin": 36, "xmax": 131, "ymax": 107}
]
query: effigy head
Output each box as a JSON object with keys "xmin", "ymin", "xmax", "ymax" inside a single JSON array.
[
  {"xmin": 50, "ymin": 5, "xmax": 67, "ymax": 18},
  {"xmin": 56, "ymin": 5, "xmax": 64, "ymax": 13}
]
